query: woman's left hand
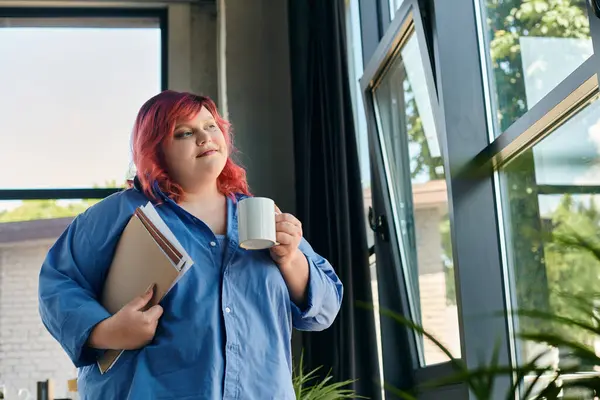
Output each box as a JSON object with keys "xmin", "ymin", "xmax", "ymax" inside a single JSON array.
[{"xmin": 270, "ymin": 206, "xmax": 303, "ymax": 269}]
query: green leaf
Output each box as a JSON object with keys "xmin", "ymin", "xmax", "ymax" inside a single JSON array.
[
  {"xmin": 533, "ymin": 378, "xmax": 561, "ymax": 400},
  {"xmin": 507, "ymin": 349, "xmax": 553, "ymax": 400},
  {"xmin": 513, "ymin": 308, "xmax": 600, "ymax": 337},
  {"xmin": 292, "ymin": 350, "xmax": 367, "ymax": 400},
  {"xmin": 518, "ymin": 332, "xmax": 598, "ymax": 367}
]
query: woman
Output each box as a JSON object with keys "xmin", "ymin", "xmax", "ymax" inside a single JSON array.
[{"xmin": 38, "ymin": 90, "xmax": 343, "ymax": 400}]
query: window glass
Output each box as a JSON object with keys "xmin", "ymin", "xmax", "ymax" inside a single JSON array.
[
  {"xmin": 373, "ymin": 32, "xmax": 460, "ymax": 366},
  {"xmin": 479, "ymin": 0, "xmax": 592, "ymax": 134},
  {"xmin": 499, "ymin": 92, "xmax": 600, "ymax": 374},
  {"xmin": 0, "ymin": 199, "xmax": 101, "ymax": 223},
  {"xmin": 0, "ymin": 22, "xmax": 161, "ymax": 189},
  {"xmin": 390, "ymin": 0, "xmax": 404, "ymax": 18}
]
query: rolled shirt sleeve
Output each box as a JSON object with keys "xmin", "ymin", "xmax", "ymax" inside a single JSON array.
[
  {"xmin": 38, "ymin": 214, "xmax": 112, "ymax": 367},
  {"xmin": 290, "ymin": 238, "xmax": 343, "ymax": 331}
]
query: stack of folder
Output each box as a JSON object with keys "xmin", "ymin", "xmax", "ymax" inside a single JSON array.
[{"xmin": 97, "ymin": 202, "xmax": 193, "ymax": 373}]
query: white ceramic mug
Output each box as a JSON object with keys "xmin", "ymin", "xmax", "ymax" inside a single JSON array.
[{"xmin": 238, "ymin": 197, "xmax": 277, "ymax": 250}]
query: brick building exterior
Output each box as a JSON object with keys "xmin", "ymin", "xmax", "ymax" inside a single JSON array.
[
  {"xmin": 412, "ymin": 180, "xmax": 460, "ymax": 364},
  {"xmin": 0, "ymin": 218, "xmax": 76, "ymax": 399}
]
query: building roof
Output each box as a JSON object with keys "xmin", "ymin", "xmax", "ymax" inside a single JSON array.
[
  {"xmin": 412, "ymin": 179, "xmax": 447, "ymax": 209},
  {"xmin": 363, "ymin": 179, "xmax": 447, "ymax": 208},
  {"xmin": 0, "ymin": 217, "xmax": 73, "ymax": 244}
]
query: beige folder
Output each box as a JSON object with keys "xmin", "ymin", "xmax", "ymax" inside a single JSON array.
[{"xmin": 97, "ymin": 202, "xmax": 193, "ymax": 374}]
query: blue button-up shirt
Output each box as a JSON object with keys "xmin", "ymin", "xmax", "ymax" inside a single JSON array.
[{"xmin": 38, "ymin": 184, "xmax": 343, "ymax": 400}]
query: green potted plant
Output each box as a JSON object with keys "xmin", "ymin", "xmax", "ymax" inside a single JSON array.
[
  {"xmin": 292, "ymin": 351, "xmax": 366, "ymax": 399},
  {"xmin": 359, "ymin": 290, "xmax": 600, "ymax": 399}
]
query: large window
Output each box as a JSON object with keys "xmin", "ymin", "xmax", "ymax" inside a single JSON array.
[
  {"xmin": 358, "ymin": 0, "xmax": 600, "ymax": 396},
  {"xmin": 361, "ymin": 6, "xmax": 461, "ymax": 390},
  {"xmin": 474, "ymin": 0, "xmax": 600, "ymax": 396},
  {"xmin": 0, "ymin": 9, "xmax": 164, "ymax": 399},
  {"xmin": 0, "ymin": 16, "xmax": 162, "ymax": 192}
]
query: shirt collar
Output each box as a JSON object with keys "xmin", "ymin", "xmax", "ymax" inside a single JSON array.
[
  {"xmin": 151, "ymin": 180, "xmax": 171, "ymax": 203},
  {"xmin": 134, "ymin": 175, "xmax": 247, "ymax": 205},
  {"xmin": 132, "ymin": 175, "xmax": 172, "ymax": 203}
]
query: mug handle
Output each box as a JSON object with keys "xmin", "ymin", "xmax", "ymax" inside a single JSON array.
[{"xmin": 274, "ymin": 204, "xmax": 281, "ymax": 246}]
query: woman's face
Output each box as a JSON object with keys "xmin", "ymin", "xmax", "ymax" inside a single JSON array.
[{"xmin": 162, "ymin": 106, "xmax": 228, "ymax": 192}]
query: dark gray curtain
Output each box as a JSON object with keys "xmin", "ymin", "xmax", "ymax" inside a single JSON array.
[{"xmin": 288, "ymin": 0, "xmax": 381, "ymax": 398}]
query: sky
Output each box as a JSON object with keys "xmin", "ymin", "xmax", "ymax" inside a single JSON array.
[{"xmin": 0, "ymin": 25, "xmax": 161, "ymax": 205}]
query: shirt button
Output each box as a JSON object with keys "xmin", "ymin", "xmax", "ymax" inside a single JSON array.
[
  {"xmin": 225, "ymin": 307, "xmax": 231, "ymax": 314},
  {"xmin": 210, "ymin": 241, "xmax": 217, "ymax": 247}
]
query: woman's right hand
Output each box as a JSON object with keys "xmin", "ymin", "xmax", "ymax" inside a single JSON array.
[{"xmin": 88, "ymin": 285, "xmax": 163, "ymax": 350}]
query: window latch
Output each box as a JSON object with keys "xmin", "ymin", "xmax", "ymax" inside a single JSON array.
[{"xmin": 368, "ymin": 206, "xmax": 389, "ymax": 242}]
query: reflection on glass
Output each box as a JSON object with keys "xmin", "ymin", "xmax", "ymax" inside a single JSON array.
[
  {"xmin": 480, "ymin": 0, "xmax": 592, "ymax": 133},
  {"xmin": 500, "ymin": 93, "xmax": 600, "ymax": 374},
  {"xmin": 0, "ymin": 25, "xmax": 161, "ymax": 189},
  {"xmin": 389, "ymin": 0, "xmax": 404, "ymax": 18},
  {"xmin": 369, "ymin": 253, "xmax": 385, "ymax": 400},
  {"xmin": 373, "ymin": 33, "xmax": 460, "ymax": 366}
]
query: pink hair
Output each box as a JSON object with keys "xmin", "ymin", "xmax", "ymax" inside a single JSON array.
[{"xmin": 131, "ymin": 90, "xmax": 251, "ymax": 203}]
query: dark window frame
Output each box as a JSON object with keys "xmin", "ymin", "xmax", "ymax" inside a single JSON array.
[
  {"xmin": 359, "ymin": 0, "xmax": 467, "ymax": 396},
  {"xmin": 359, "ymin": 0, "xmax": 600, "ymax": 398},
  {"xmin": 465, "ymin": 0, "xmax": 600, "ymax": 386}
]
